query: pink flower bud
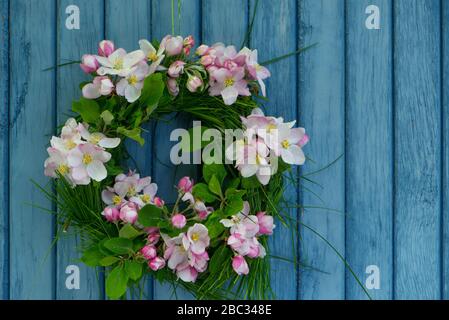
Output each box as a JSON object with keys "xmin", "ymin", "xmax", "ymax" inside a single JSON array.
[
  {"xmin": 102, "ymin": 206, "xmax": 120, "ymax": 222},
  {"xmin": 197, "ymin": 207, "xmax": 213, "ymax": 220},
  {"xmin": 200, "ymin": 55, "xmax": 214, "ymax": 66},
  {"xmin": 140, "ymin": 245, "xmax": 157, "ymax": 260},
  {"xmin": 147, "ymin": 232, "xmax": 160, "ymax": 245},
  {"xmin": 256, "ymin": 212, "xmax": 275, "ymax": 235},
  {"xmin": 98, "ymin": 40, "xmax": 115, "ymax": 57},
  {"xmin": 298, "ymin": 134, "xmax": 309, "ymax": 147},
  {"xmin": 178, "ymin": 176, "xmax": 194, "ymax": 193},
  {"xmin": 167, "ymin": 78, "xmax": 179, "ymax": 97},
  {"xmin": 183, "ymin": 36, "xmax": 195, "ymax": 55},
  {"xmin": 171, "ymin": 214, "xmax": 187, "ymax": 229},
  {"xmin": 80, "ymin": 54, "xmax": 99, "ymax": 73},
  {"xmin": 119, "ymin": 204, "xmax": 138, "ymax": 224},
  {"xmin": 168, "ymin": 61, "xmax": 186, "ymax": 78},
  {"xmin": 148, "ymin": 257, "xmax": 166, "ymax": 271},
  {"xmin": 153, "ymin": 196, "xmax": 165, "ymax": 208},
  {"xmin": 195, "ymin": 44, "xmax": 209, "ymax": 56},
  {"xmin": 232, "ymin": 255, "xmax": 249, "ymax": 275},
  {"xmin": 163, "ymin": 35, "xmax": 184, "ymax": 56},
  {"xmin": 186, "ymin": 75, "xmax": 203, "ymax": 93}
]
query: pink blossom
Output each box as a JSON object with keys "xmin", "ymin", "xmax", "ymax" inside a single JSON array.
[
  {"xmin": 208, "ymin": 67, "xmax": 250, "ymax": 105},
  {"xmin": 171, "ymin": 214, "xmax": 187, "ymax": 229},
  {"xmin": 187, "ymin": 75, "xmax": 203, "ymax": 93},
  {"xmin": 168, "ymin": 61, "xmax": 186, "ymax": 78},
  {"xmin": 102, "ymin": 206, "xmax": 120, "ymax": 222},
  {"xmin": 200, "ymin": 55, "xmax": 214, "ymax": 66},
  {"xmin": 98, "ymin": 40, "xmax": 115, "ymax": 57},
  {"xmin": 177, "ymin": 266, "xmax": 198, "ymax": 282},
  {"xmin": 299, "ymin": 134, "xmax": 309, "ymax": 147},
  {"xmin": 195, "ymin": 44, "xmax": 209, "ymax": 56},
  {"xmin": 183, "ymin": 35, "xmax": 195, "ymax": 55},
  {"xmin": 140, "ymin": 245, "xmax": 157, "ymax": 260},
  {"xmin": 82, "ymin": 76, "xmax": 114, "ymax": 99},
  {"xmin": 256, "ymin": 211, "xmax": 275, "ymax": 235},
  {"xmin": 232, "ymin": 255, "xmax": 249, "ymax": 275},
  {"xmin": 67, "ymin": 143, "xmax": 111, "ymax": 184},
  {"xmin": 80, "ymin": 54, "xmax": 99, "ymax": 73},
  {"xmin": 178, "ymin": 176, "xmax": 194, "ymax": 193},
  {"xmin": 148, "ymin": 257, "xmax": 166, "ymax": 271},
  {"xmin": 183, "ymin": 224, "xmax": 210, "ymax": 254},
  {"xmin": 162, "ymin": 35, "xmax": 184, "ymax": 56},
  {"xmin": 241, "ymin": 48, "xmax": 271, "ymax": 96},
  {"xmin": 167, "ymin": 78, "xmax": 179, "ymax": 96},
  {"xmin": 188, "ymin": 251, "xmax": 209, "ymax": 272},
  {"xmin": 119, "ymin": 203, "xmax": 138, "ymax": 224}
]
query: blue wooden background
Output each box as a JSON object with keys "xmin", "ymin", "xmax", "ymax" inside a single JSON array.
[{"xmin": 0, "ymin": 0, "xmax": 447, "ymax": 300}]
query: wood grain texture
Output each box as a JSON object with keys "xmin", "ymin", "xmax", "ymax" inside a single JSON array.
[
  {"xmin": 394, "ymin": 0, "xmax": 442, "ymax": 299},
  {"xmin": 298, "ymin": 0, "xmax": 346, "ymax": 300},
  {"xmin": 105, "ymin": 0, "xmax": 153, "ymax": 299},
  {"xmin": 9, "ymin": 0, "xmax": 56, "ymax": 299},
  {"xmin": 442, "ymin": 0, "xmax": 449, "ymax": 300},
  {"xmin": 0, "ymin": 0, "xmax": 9, "ymax": 300},
  {"xmin": 151, "ymin": 0, "xmax": 201, "ymax": 300},
  {"xmin": 345, "ymin": 0, "xmax": 393, "ymax": 300},
  {"xmin": 202, "ymin": 0, "xmax": 248, "ymax": 46},
  {"xmin": 56, "ymin": 0, "xmax": 105, "ymax": 300},
  {"xmin": 251, "ymin": 0, "xmax": 298, "ymax": 299}
]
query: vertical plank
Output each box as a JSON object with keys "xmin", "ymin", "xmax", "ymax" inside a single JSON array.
[
  {"xmin": 202, "ymin": 0, "xmax": 247, "ymax": 46},
  {"xmin": 56, "ymin": 0, "xmax": 105, "ymax": 300},
  {"xmin": 104, "ymin": 0, "xmax": 152, "ymax": 299},
  {"xmin": 9, "ymin": 0, "xmax": 56, "ymax": 299},
  {"xmin": 443, "ymin": 0, "xmax": 449, "ymax": 300},
  {"xmin": 394, "ymin": 0, "xmax": 442, "ymax": 299},
  {"xmin": 151, "ymin": 0, "xmax": 201, "ymax": 300},
  {"xmin": 251, "ymin": 0, "xmax": 298, "ymax": 299},
  {"xmin": 345, "ymin": 0, "xmax": 393, "ymax": 299},
  {"xmin": 298, "ymin": 0, "xmax": 346, "ymax": 299},
  {"xmin": 0, "ymin": 0, "xmax": 9, "ymax": 300}
]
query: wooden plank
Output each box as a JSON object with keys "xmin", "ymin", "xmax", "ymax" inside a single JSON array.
[
  {"xmin": 0, "ymin": 0, "xmax": 9, "ymax": 300},
  {"xmin": 56, "ymin": 0, "xmax": 105, "ymax": 300},
  {"xmin": 345, "ymin": 0, "xmax": 393, "ymax": 300},
  {"xmin": 298, "ymin": 0, "xmax": 346, "ymax": 300},
  {"xmin": 251, "ymin": 0, "xmax": 298, "ymax": 299},
  {"xmin": 104, "ymin": 0, "xmax": 152, "ymax": 299},
  {"xmin": 394, "ymin": 0, "xmax": 442, "ymax": 299},
  {"xmin": 9, "ymin": 0, "xmax": 56, "ymax": 299},
  {"xmin": 443, "ymin": 0, "xmax": 449, "ymax": 301},
  {"xmin": 202, "ymin": 0, "xmax": 247, "ymax": 46},
  {"xmin": 151, "ymin": 0, "xmax": 201, "ymax": 300}
]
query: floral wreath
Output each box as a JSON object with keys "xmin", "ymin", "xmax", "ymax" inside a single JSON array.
[{"xmin": 41, "ymin": 35, "xmax": 310, "ymax": 300}]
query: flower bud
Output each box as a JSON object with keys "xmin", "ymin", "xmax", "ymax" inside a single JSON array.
[
  {"xmin": 167, "ymin": 78, "xmax": 179, "ymax": 97},
  {"xmin": 178, "ymin": 176, "xmax": 194, "ymax": 193},
  {"xmin": 102, "ymin": 206, "xmax": 120, "ymax": 222},
  {"xmin": 153, "ymin": 196, "xmax": 165, "ymax": 208},
  {"xmin": 98, "ymin": 40, "xmax": 115, "ymax": 57},
  {"xmin": 186, "ymin": 75, "xmax": 203, "ymax": 93},
  {"xmin": 171, "ymin": 214, "xmax": 187, "ymax": 229},
  {"xmin": 256, "ymin": 211, "xmax": 275, "ymax": 235},
  {"xmin": 140, "ymin": 245, "xmax": 157, "ymax": 260},
  {"xmin": 80, "ymin": 54, "xmax": 99, "ymax": 73},
  {"xmin": 183, "ymin": 35, "xmax": 195, "ymax": 55},
  {"xmin": 148, "ymin": 257, "xmax": 166, "ymax": 271},
  {"xmin": 168, "ymin": 61, "xmax": 186, "ymax": 78},
  {"xmin": 119, "ymin": 204, "xmax": 138, "ymax": 224},
  {"xmin": 163, "ymin": 35, "xmax": 184, "ymax": 56},
  {"xmin": 232, "ymin": 255, "xmax": 249, "ymax": 275},
  {"xmin": 195, "ymin": 44, "xmax": 209, "ymax": 56}
]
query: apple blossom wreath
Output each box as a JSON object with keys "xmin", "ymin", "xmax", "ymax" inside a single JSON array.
[{"xmin": 40, "ymin": 35, "xmax": 310, "ymax": 300}]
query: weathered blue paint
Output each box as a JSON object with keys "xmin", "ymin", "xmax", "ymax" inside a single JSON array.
[
  {"xmin": 56, "ymin": 0, "xmax": 105, "ymax": 300},
  {"xmin": 1, "ymin": 0, "xmax": 449, "ymax": 300},
  {"xmin": 298, "ymin": 0, "xmax": 346, "ymax": 300},
  {"xmin": 394, "ymin": 0, "xmax": 442, "ymax": 299},
  {"xmin": 345, "ymin": 0, "xmax": 393, "ymax": 300}
]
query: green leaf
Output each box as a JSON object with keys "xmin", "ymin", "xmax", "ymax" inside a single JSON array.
[
  {"xmin": 224, "ymin": 198, "xmax": 244, "ymax": 216},
  {"xmin": 106, "ymin": 265, "xmax": 129, "ymax": 299},
  {"xmin": 203, "ymin": 163, "xmax": 227, "ymax": 184},
  {"xmin": 205, "ymin": 214, "xmax": 225, "ymax": 239},
  {"xmin": 117, "ymin": 127, "xmax": 145, "ymax": 146},
  {"xmin": 208, "ymin": 245, "xmax": 232, "ymax": 274},
  {"xmin": 225, "ymin": 188, "xmax": 246, "ymax": 200},
  {"xmin": 138, "ymin": 204, "xmax": 163, "ymax": 227},
  {"xmin": 98, "ymin": 238, "xmax": 114, "ymax": 256},
  {"xmin": 241, "ymin": 176, "xmax": 261, "ymax": 189},
  {"xmin": 227, "ymin": 178, "xmax": 241, "ymax": 190},
  {"xmin": 100, "ymin": 110, "xmax": 114, "ymax": 125},
  {"xmin": 103, "ymin": 238, "xmax": 134, "ymax": 255},
  {"xmin": 140, "ymin": 73, "xmax": 165, "ymax": 110},
  {"xmin": 192, "ymin": 183, "xmax": 217, "ymax": 203},
  {"xmin": 119, "ymin": 224, "xmax": 143, "ymax": 239},
  {"xmin": 99, "ymin": 256, "xmax": 120, "ymax": 267},
  {"xmin": 208, "ymin": 175, "xmax": 222, "ymax": 198},
  {"xmin": 72, "ymin": 98, "xmax": 100, "ymax": 123},
  {"xmin": 80, "ymin": 245, "xmax": 104, "ymax": 267},
  {"xmin": 125, "ymin": 260, "xmax": 143, "ymax": 281}
]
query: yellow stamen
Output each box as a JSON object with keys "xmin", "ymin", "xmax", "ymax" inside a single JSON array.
[
  {"xmin": 148, "ymin": 52, "xmax": 158, "ymax": 62},
  {"xmin": 141, "ymin": 194, "xmax": 151, "ymax": 203},
  {"xmin": 113, "ymin": 58, "xmax": 123, "ymax": 70},
  {"xmin": 57, "ymin": 164, "xmax": 69, "ymax": 175},
  {"xmin": 112, "ymin": 195, "xmax": 122, "ymax": 205},
  {"xmin": 82, "ymin": 154, "xmax": 93, "ymax": 165},
  {"xmin": 281, "ymin": 140, "xmax": 290, "ymax": 149},
  {"xmin": 128, "ymin": 75, "xmax": 138, "ymax": 86},
  {"xmin": 127, "ymin": 186, "xmax": 136, "ymax": 197},
  {"xmin": 224, "ymin": 78, "xmax": 234, "ymax": 87},
  {"xmin": 191, "ymin": 233, "xmax": 199, "ymax": 242}
]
